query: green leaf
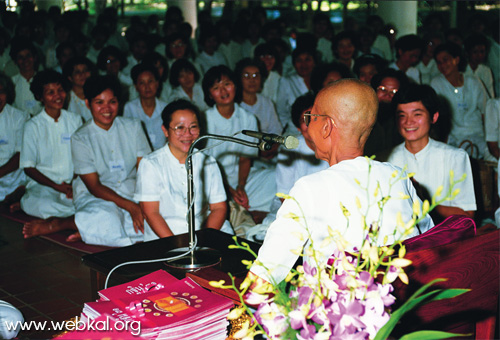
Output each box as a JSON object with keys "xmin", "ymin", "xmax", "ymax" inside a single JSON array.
[
  {"xmin": 399, "ymin": 330, "xmax": 472, "ymax": 340},
  {"xmin": 373, "ymin": 279, "xmax": 468, "ymax": 340}
]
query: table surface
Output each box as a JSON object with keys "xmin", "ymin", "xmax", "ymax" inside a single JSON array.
[{"xmin": 81, "ymin": 229, "xmax": 262, "ymax": 284}]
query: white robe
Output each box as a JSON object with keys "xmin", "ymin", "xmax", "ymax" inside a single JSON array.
[
  {"xmin": 389, "ymin": 61, "xmax": 420, "ymax": 84},
  {"xmin": 168, "ymin": 83, "xmax": 208, "ymax": 112},
  {"xmin": 67, "ymin": 90, "xmax": 92, "ymax": 122},
  {"xmin": 261, "ymin": 70, "xmax": 281, "ymax": 104},
  {"xmin": 0, "ymin": 105, "xmax": 29, "ymax": 201},
  {"xmin": 384, "ymin": 139, "xmax": 476, "ymax": 212},
  {"xmin": 134, "ymin": 144, "xmax": 231, "ymax": 241},
  {"xmin": 204, "ymin": 104, "xmax": 276, "ymax": 212},
  {"xmin": 195, "ymin": 51, "xmax": 228, "ymax": 74},
  {"xmin": 123, "ymin": 98, "xmax": 167, "ymax": 150},
  {"xmin": 11, "ymin": 74, "xmax": 42, "ymax": 116},
  {"xmin": 240, "ymin": 94, "xmax": 282, "ymax": 135},
  {"xmin": 416, "ymin": 59, "xmax": 440, "ymax": 85},
  {"xmin": 71, "ymin": 117, "xmax": 151, "ymax": 246},
  {"xmin": 20, "ymin": 109, "xmax": 82, "ymax": 218},
  {"xmin": 250, "ymin": 157, "xmax": 434, "ymax": 284},
  {"xmin": 485, "ymin": 98, "xmax": 500, "ymax": 147},
  {"xmin": 431, "ymin": 74, "xmax": 488, "ymax": 158},
  {"xmin": 464, "ymin": 64, "xmax": 495, "ymax": 99},
  {"xmin": 276, "ymin": 73, "xmax": 310, "ymax": 134}
]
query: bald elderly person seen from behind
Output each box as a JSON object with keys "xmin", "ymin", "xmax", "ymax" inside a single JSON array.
[{"xmin": 249, "ymin": 79, "xmax": 434, "ymax": 284}]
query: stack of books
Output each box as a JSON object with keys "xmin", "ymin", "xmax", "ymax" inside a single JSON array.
[{"xmin": 58, "ymin": 270, "xmax": 234, "ymax": 339}]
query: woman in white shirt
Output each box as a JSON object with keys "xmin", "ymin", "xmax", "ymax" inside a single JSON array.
[
  {"xmin": 124, "ymin": 63, "xmax": 167, "ymax": 150},
  {"xmin": 168, "ymin": 59, "xmax": 208, "ymax": 112},
  {"xmin": 63, "ymin": 56, "xmax": 94, "ymax": 122},
  {"xmin": 135, "ymin": 99, "xmax": 231, "ymax": 240},
  {"xmin": 431, "ymin": 42, "xmax": 488, "ymax": 159}
]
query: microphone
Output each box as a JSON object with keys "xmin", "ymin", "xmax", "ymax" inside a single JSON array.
[{"xmin": 242, "ymin": 130, "xmax": 299, "ymax": 150}]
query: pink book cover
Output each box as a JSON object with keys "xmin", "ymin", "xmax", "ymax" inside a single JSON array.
[
  {"xmin": 99, "ymin": 270, "xmax": 179, "ymax": 301},
  {"xmin": 55, "ymin": 314, "xmax": 146, "ymax": 339},
  {"xmin": 89, "ymin": 278, "xmax": 234, "ymax": 332}
]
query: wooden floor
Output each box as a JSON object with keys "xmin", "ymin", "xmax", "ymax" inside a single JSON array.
[{"xmin": 0, "ymin": 216, "xmax": 92, "ymax": 339}]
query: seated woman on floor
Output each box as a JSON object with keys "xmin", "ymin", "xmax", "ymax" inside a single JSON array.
[
  {"xmin": 20, "ymin": 70, "xmax": 83, "ymax": 239},
  {"xmin": 71, "ymin": 75, "xmax": 151, "ymax": 246},
  {"xmin": 134, "ymin": 99, "xmax": 232, "ymax": 240},
  {"xmin": 202, "ymin": 65, "xmax": 276, "ymax": 213},
  {"xmin": 0, "ymin": 73, "xmax": 29, "ymax": 208},
  {"xmin": 380, "ymin": 84, "xmax": 476, "ymax": 223},
  {"xmin": 124, "ymin": 63, "xmax": 167, "ymax": 151}
]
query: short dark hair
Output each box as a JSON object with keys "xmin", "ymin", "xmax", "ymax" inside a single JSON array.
[
  {"xmin": 391, "ymin": 83, "xmax": 440, "ymax": 116},
  {"xmin": 97, "ymin": 45, "xmax": 127, "ymax": 71},
  {"xmin": 0, "ymin": 72, "xmax": 16, "ymax": 105},
  {"xmin": 169, "ymin": 59, "xmax": 200, "ymax": 87},
  {"xmin": 292, "ymin": 46, "xmax": 318, "ymax": 65},
  {"xmin": 370, "ymin": 69, "xmax": 410, "ymax": 91},
  {"xmin": 353, "ymin": 54, "xmax": 387, "ymax": 78},
  {"xmin": 83, "ymin": 75, "xmax": 122, "ymax": 102},
  {"xmin": 161, "ymin": 98, "xmax": 201, "ymax": 127},
  {"xmin": 131, "ymin": 63, "xmax": 160, "ymax": 84},
  {"xmin": 395, "ymin": 35, "xmax": 424, "ymax": 58},
  {"xmin": 291, "ymin": 93, "xmax": 316, "ymax": 128},
  {"xmin": 30, "ymin": 70, "xmax": 70, "ymax": 101},
  {"xmin": 55, "ymin": 42, "xmax": 76, "ymax": 61},
  {"xmin": 464, "ymin": 33, "xmax": 490, "ymax": 54},
  {"xmin": 9, "ymin": 39, "xmax": 37, "ymax": 61},
  {"xmin": 433, "ymin": 42, "xmax": 467, "ymax": 72},
  {"xmin": 63, "ymin": 56, "xmax": 94, "ymax": 79},
  {"xmin": 202, "ymin": 65, "xmax": 239, "ymax": 107},
  {"xmin": 332, "ymin": 30, "xmax": 358, "ymax": 57},
  {"xmin": 142, "ymin": 52, "xmax": 169, "ymax": 82},
  {"xmin": 311, "ymin": 62, "xmax": 352, "ymax": 94},
  {"xmin": 234, "ymin": 58, "xmax": 268, "ymax": 101}
]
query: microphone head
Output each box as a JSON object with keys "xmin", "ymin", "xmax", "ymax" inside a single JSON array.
[{"xmin": 283, "ymin": 135, "xmax": 299, "ymax": 149}]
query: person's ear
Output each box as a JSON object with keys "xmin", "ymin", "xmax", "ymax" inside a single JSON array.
[
  {"xmin": 161, "ymin": 124, "xmax": 169, "ymax": 138},
  {"xmin": 321, "ymin": 117, "xmax": 334, "ymax": 139},
  {"xmin": 85, "ymin": 99, "xmax": 90, "ymax": 110},
  {"xmin": 432, "ymin": 111, "xmax": 439, "ymax": 124}
]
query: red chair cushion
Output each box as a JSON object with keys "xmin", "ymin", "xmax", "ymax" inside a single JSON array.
[{"xmin": 402, "ymin": 215, "xmax": 476, "ymax": 253}]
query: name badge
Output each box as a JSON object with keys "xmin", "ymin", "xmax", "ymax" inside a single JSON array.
[
  {"xmin": 109, "ymin": 159, "xmax": 125, "ymax": 172},
  {"xmin": 0, "ymin": 137, "xmax": 8, "ymax": 145},
  {"xmin": 61, "ymin": 133, "xmax": 72, "ymax": 144}
]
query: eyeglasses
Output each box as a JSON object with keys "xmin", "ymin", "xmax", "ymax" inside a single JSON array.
[
  {"xmin": 169, "ymin": 124, "xmax": 200, "ymax": 136},
  {"xmin": 303, "ymin": 111, "xmax": 336, "ymax": 127},
  {"xmin": 259, "ymin": 54, "xmax": 274, "ymax": 60},
  {"xmin": 242, "ymin": 72, "xmax": 260, "ymax": 79},
  {"xmin": 377, "ymin": 86, "xmax": 398, "ymax": 96},
  {"xmin": 106, "ymin": 58, "xmax": 119, "ymax": 64},
  {"xmin": 171, "ymin": 42, "xmax": 185, "ymax": 48}
]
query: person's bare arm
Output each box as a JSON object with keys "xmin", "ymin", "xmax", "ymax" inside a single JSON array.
[
  {"xmin": 0, "ymin": 153, "xmax": 20, "ymax": 178},
  {"xmin": 487, "ymin": 141, "xmax": 499, "ymax": 159},
  {"xmin": 435, "ymin": 205, "xmax": 475, "ymax": 219},
  {"xmin": 79, "ymin": 172, "xmax": 144, "ymax": 233},
  {"xmin": 229, "ymin": 156, "xmax": 251, "ymax": 209},
  {"xmin": 204, "ymin": 201, "xmax": 227, "ymax": 229},
  {"xmin": 140, "ymin": 201, "xmax": 173, "ymax": 238},
  {"xmin": 24, "ymin": 167, "xmax": 73, "ymax": 198}
]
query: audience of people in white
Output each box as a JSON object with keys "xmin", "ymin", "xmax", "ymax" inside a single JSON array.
[{"xmin": 0, "ymin": 4, "xmax": 498, "ymax": 251}]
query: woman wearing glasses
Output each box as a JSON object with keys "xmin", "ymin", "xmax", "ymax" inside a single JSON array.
[
  {"xmin": 135, "ymin": 99, "xmax": 231, "ymax": 240},
  {"xmin": 71, "ymin": 75, "xmax": 151, "ymax": 246},
  {"xmin": 202, "ymin": 65, "xmax": 276, "ymax": 213}
]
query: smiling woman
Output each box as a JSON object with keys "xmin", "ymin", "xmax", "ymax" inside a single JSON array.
[
  {"xmin": 70, "ymin": 75, "xmax": 152, "ymax": 247},
  {"xmin": 134, "ymin": 99, "xmax": 232, "ymax": 240}
]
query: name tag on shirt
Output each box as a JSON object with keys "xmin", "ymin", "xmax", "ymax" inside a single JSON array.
[
  {"xmin": 109, "ymin": 159, "xmax": 125, "ymax": 172},
  {"xmin": 0, "ymin": 137, "xmax": 8, "ymax": 145},
  {"xmin": 61, "ymin": 133, "xmax": 72, "ymax": 144}
]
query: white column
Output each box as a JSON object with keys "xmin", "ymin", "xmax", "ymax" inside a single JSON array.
[
  {"xmin": 377, "ymin": 1, "xmax": 418, "ymax": 38},
  {"xmin": 168, "ymin": 0, "xmax": 197, "ymax": 38}
]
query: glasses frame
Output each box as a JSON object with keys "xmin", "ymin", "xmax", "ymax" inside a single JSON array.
[
  {"xmin": 169, "ymin": 124, "xmax": 200, "ymax": 136},
  {"xmin": 377, "ymin": 85, "xmax": 398, "ymax": 96},
  {"xmin": 303, "ymin": 111, "xmax": 337, "ymax": 127}
]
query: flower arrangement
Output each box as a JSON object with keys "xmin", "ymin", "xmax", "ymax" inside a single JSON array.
[{"xmin": 211, "ymin": 159, "xmax": 470, "ymax": 340}]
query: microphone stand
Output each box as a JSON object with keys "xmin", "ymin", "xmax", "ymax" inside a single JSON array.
[{"xmin": 165, "ymin": 134, "xmax": 268, "ymax": 269}]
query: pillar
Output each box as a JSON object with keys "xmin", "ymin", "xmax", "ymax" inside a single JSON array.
[
  {"xmin": 377, "ymin": 1, "xmax": 418, "ymax": 38},
  {"xmin": 168, "ymin": 0, "xmax": 197, "ymax": 38}
]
